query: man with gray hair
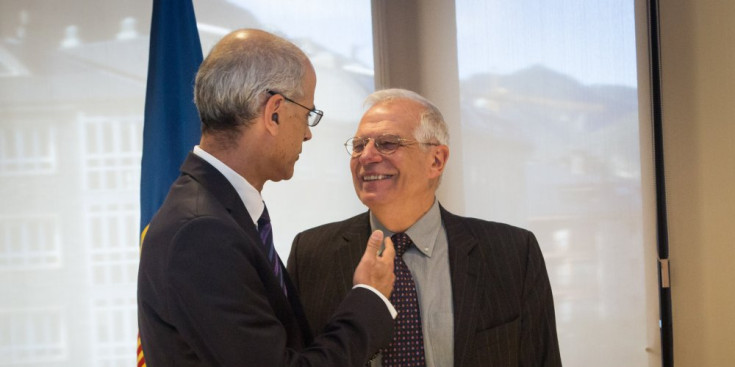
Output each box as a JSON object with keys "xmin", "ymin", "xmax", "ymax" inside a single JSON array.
[
  {"xmin": 138, "ymin": 29, "xmax": 396, "ymax": 366},
  {"xmin": 289, "ymin": 88, "xmax": 562, "ymax": 366}
]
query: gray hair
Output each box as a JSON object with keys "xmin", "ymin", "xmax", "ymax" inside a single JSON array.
[
  {"xmin": 194, "ymin": 29, "xmax": 309, "ymax": 136},
  {"xmin": 364, "ymin": 88, "xmax": 450, "ymax": 146}
]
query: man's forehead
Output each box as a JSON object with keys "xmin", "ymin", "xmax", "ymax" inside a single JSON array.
[
  {"xmin": 357, "ymin": 100, "xmax": 421, "ymax": 132},
  {"xmin": 356, "ymin": 118, "xmax": 414, "ymax": 136},
  {"xmin": 368, "ymin": 99, "xmax": 422, "ymax": 115}
]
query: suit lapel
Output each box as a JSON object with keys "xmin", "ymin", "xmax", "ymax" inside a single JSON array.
[
  {"xmin": 334, "ymin": 212, "xmax": 371, "ymax": 298},
  {"xmin": 441, "ymin": 206, "xmax": 482, "ymax": 366}
]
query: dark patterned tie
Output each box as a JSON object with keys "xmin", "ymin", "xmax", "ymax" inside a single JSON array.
[
  {"xmin": 257, "ymin": 204, "xmax": 287, "ymax": 296},
  {"xmin": 381, "ymin": 232, "xmax": 426, "ymax": 367}
]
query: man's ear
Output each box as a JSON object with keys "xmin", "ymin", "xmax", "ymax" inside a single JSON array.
[
  {"xmin": 263, "ymin": 93, "xmax": 283, "ymax": 136},
  {"xmin": 429, "ymin": 145, "xmax": 450, "ymax": 178}
]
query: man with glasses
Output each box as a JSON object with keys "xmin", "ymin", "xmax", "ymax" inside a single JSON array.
[
  {"xmin": 138, "ymin": 29, "xmax": 397, "ymax": 367},
  {"xmin": 288, "ymin": 88, "xmax": 562, "ymax": 366}
]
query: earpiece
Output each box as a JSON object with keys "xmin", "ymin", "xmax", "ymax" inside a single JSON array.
[{"xmin": 271, "ymin": 113, "xmax": 279, "ymax": 124}]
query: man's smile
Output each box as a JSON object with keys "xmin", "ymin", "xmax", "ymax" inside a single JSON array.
[{"xmin": 362, "ymin": 174, "xmax": 393, "ymax": 182}]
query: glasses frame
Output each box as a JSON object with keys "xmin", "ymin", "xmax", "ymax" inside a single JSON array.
[
  {"xmin": 267, "ymin": 90, "xmax": 323, "ymax": 127},
  {"xmin": 344, "ymin": 134, "xmax": 440, "ymax": 157}
]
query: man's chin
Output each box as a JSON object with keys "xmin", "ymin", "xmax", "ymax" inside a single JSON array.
[
  {"xmin": 270, "ymin": 169, "xmax": 295, "ymax": 183},
  {"xmin": 357, "ymin": 192, "xmax": 389, "ymax": 209}
]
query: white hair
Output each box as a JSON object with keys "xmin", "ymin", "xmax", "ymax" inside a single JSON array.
[{"xmin": 364, "ymin": 88, "xmax": 450, "ymax": 146}]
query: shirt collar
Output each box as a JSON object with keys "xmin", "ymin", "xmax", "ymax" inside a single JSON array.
[
  {"xmin": 369, "ymin": 199, "xmax": 442, "ymax": 257},
  {"xmin": 193, "ymin": 145, "xmax": 264, "ymax": 225}
]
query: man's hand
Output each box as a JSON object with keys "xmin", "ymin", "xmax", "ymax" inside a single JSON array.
[{"xmin": 353, "ymin": 230, "xmax": 395, "ymax": 299}]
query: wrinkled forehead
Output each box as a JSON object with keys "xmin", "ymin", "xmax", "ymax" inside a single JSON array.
[{"xmin": 356, "ymin": 100, "xmax": 423, "ymax": 137}]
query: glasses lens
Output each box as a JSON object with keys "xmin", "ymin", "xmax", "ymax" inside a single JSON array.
[
  {"xmin": 376, "ymin": 135, "xmax": 402, "ymax": 154},
  {"xmin": 307, "ymin": 110, "xmax": 323, "ymax": 127},
  {"xmin": 350, "ymin": 137, "xmax": 368, "ymax": 155}
]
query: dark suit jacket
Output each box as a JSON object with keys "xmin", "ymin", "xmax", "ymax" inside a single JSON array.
[
  {"xmin": 137, "ymin": 153, "xmax": 393, "ymax": 366},
  {"xmin": 288, "ymin": 206, "xmax": 562, "ymax": 367}
]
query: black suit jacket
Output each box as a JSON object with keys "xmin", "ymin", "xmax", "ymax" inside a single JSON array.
[
  {"xmin": 137, "ymin": 153, "xmax": 393, "ymax": 366},
  {"xmin": 288, "ymin": 206, "xmax": 562, "ymax": 367}
]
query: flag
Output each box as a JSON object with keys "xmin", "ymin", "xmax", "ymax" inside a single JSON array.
[{"xmin": 138, "ymin": 0, "xmax": 203, "ymax": 365}]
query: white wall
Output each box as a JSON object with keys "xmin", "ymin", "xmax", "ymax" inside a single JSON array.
[{"xmin": 660, "ymin": 0, "xmax": 735, "ymax": 365}]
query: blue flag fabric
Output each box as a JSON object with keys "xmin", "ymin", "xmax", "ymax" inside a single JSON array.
[
  {"xmin": 139, "ymin": 1, "xmax": 202, "ymax": 365},
  {"xmin": 140, "ymin": 0, "xmax": 203, "ymax": 234}
]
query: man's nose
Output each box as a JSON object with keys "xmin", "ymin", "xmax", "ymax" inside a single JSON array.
[
  {"xmin": 303, "ymin": 126, "xmax": 312, "ymax": 142},
  {"xmin": 358, "ymin": 140, "xmax": 382, "ymax": 163}
]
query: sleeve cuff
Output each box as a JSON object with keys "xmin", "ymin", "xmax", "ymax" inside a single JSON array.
[{"xmin": 353, "ymin": 284, "xmax": 397, "ymax": 319}]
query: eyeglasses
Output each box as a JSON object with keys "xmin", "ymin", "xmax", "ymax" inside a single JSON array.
[
  {"xmin": 267, "ymin": 90, "xmax": 323, "ymax": 127},
  {"xmin": 344, "ymin": 134, "xmax": 440, "ymax": 157}
]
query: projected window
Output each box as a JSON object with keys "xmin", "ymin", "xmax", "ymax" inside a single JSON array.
[
  {"xmin": 89, "ymin": 296, "xmax": 138, "ymax": 367},
  {"xmin": 0, "ymin": 215, "xmax": 61, "ymax": 270},
  {"xmin": 0, "ymin": 124, "xmax": 57, "ymax": 176},
  {"xmin": 85, "ymin": 201, "xmax": 139, "ymax": 286},
  {"xmin": 79, "ymin": 115, "xmax": 143, "ymax": 192},
  {"xmin": 456, "ymin": 1, "xmax": 644, "ymax": 366},
  {"xmin": 0, "ymin": 309, "xmax": 67, "ymax": 364}
]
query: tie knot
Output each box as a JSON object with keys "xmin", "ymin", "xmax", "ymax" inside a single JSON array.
[
  {"xmin": 258, "ymin": 205, "xmax": 270, "ymax": 227},
  {"xmin": 391, "ymin": 233, "xmax": 413, "ymax": 257}
]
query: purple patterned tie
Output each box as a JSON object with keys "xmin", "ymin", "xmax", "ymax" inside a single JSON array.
[
  {"xmin": 381, "ymin": 232, "xmax": 426, "ymax": 366},
  {"xmin": 257, "ymin": 204, "xmax": 287, "ymax": 296}
]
